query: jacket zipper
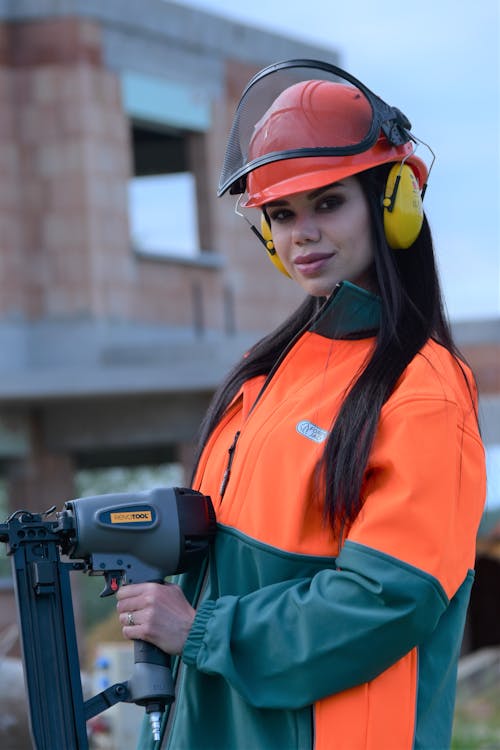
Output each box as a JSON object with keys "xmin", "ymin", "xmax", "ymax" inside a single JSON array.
[
  {"xmin": 217, "ymin": 291, "xmax": 338, "ymax": 503},
  {"xmin": 193, "ymin": 394, "xmax": 243, "ymax": 494},
  {"xmin": 245, "ymin": 291, "xmax": 337, "ymax": 419},
  {"xmin": 219, "ymin": 430, "xmax": 241, "ymax": 499},
  {"xmin": 217, "ymin": 324, "xmax": 307, "ymax": 503}
]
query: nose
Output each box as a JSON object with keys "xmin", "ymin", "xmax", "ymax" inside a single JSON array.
[{"xmin": 292, "ymin": 212, "xmax": 321, "ymax": 245}]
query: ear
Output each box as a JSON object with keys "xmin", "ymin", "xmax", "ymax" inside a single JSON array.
[{"xmin": 382, "ymin": 163, "xmax": 424, "ymax": 249}]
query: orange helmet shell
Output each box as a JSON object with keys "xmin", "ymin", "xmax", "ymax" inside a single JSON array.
[{"xmin": 241, "ymin": 79, "xmax": 427, "ymax": 208}]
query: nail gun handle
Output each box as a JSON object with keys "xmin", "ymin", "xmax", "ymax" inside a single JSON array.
[
  {"xmin": 134, "ymin": 638, "xmax": 171, "ymax": 670},
  {"xmin": 130, "ymin": 638, "xmax": 175, "ymax": 705}
]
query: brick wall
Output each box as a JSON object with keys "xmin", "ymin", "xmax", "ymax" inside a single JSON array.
[{"xmin": 0, "ymin": 16, "xmax": 302, "ymax": 337}]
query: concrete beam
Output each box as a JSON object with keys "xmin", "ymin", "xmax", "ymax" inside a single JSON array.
[
  {"xmin": 42, "ymin": 392, "xmax": 211, "ymax": 453},
  {"xmin": 0, "ymin": 0, "xmax": 339, "ymax": 68},
  {"xmin": 0, "ymin": 328, "xmax": 258, "ymax": 402}
]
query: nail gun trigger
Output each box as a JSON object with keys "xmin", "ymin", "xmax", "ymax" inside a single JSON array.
[{"xmin": 100, "ymin": 570, "xmax": 123, "ymax": 598}]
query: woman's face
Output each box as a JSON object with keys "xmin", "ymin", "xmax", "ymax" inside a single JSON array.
[{"xmin": 266, "ymin": 176, "xmax": 376, "ymax": 297}]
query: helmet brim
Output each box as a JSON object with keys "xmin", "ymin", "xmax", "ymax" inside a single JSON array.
[{"xmin": 242, "ymin": 147, "xmax": 428, "ymax": 208}]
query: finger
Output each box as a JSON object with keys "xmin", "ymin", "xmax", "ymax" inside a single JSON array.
[
  {"xmin": 116, "ymin": 591, "xmax": 145, "ymax": 613},
  {"xmin": 115, "ymin": 583, "xmax": 145, "ymax": 601},
  {"xmin": 121, "ymin": 621, "xmax": 138, "ymax": 642},
  {"xmin": 120, "ymin": 612, "xmax": 145, "ymax": 638},
  {"xmin": 121, "ymin": 610, "xmax": 139, "ymax": 627}
]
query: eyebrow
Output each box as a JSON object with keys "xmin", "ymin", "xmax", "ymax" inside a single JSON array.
[
  {"xmin": 266, "ymin": 182, "xmax": 345, "ymax": 207},
  {"xmin": 308, "ymin": 182, "xmax": 344, "ymax": 199}
]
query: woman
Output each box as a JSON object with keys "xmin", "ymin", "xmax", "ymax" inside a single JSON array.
[{"xmin": 117, "ymin": 60, "xmax": 486, "ymax": 750}]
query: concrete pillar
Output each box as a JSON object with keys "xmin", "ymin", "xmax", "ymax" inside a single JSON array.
[
  {"xmin": 5, "ymin": 410, "xmax": 75, "ymax": 514},
  {"xmin": 2, "ymin": 410, "xmax": 88, "ymax": 666},
  {"xmin": 177, "ymin": 440, "xmax": 198, "ymax": 486}
]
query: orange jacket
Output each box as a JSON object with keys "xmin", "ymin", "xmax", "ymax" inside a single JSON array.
[{"xmin": 163, "ymin": 283, "xmax": 486, "ymax": 750}]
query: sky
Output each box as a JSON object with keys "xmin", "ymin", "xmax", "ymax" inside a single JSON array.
[{"xmin": 172, "ymin": 0, "xmax": 500, "ymax": 322}]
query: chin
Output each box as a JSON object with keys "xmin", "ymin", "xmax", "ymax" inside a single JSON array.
[{"xmin": 300, "ymin": 280, "xmax": 340, "ymax": 298}]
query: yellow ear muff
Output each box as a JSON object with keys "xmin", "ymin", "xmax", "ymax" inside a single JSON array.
[
  {"xmin": 382, "ymin": 163, "xmax": 424, "ymax": 249},
  {"xmin": 260, "ymin": 214, "xmax": 291, "ymax": 277}
]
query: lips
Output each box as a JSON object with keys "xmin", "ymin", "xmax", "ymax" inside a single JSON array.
[{"xmin": 293, "ymin": 252, "xmax": 335, "ymax": 276}]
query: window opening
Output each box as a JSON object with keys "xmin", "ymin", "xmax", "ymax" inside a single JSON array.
[{"xmin": 128, "ymin": 124, "xmax": 200, "ymax": 258}]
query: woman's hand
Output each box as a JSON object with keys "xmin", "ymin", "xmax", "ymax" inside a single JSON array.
[{"xmin": 116, "ymin": 581, "xmax": 195, "ymax": 655}]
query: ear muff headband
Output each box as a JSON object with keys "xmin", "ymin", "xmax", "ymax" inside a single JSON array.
[
  {"xmin": 382, "ymin": 163, "xmax": 423, "ymax": 249},
  {"xmin": 260, "ymin": 215, "xmax": 291, "ymax": 277}
]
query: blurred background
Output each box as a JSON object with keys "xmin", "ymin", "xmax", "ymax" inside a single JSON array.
[{"xmin": 0, "ymin": 0, "xmax": 498, "ymax": 747}]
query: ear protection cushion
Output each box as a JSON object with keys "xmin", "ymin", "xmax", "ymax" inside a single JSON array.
[
  {"xmin": 382, "ymin": 163, "xmax": 424, "ymax": 249},
  {"xmin": 260, "ymin": 215, "xmax": 291, "ymax": 277}
]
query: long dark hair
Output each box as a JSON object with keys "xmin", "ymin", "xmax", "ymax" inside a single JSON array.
[{"xmin": 193, "ymin": 164, "xmax": 471, "ymax": 533}]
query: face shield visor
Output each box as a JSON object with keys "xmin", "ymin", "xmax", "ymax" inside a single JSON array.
[{"xmin": 218, "ymin": 59, "xmax": 428, "ymax": 208}]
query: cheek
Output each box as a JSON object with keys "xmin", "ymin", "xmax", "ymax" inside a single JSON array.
[
  {"xmin": 270, "ymin": 228, "xmax": 291, "ymax": 263},
  {"xmin": 350, "ymin": 210, "xmax": 374, "ymax": 260},
  {"xmin": 360, "ymin": 221, "xmax": 375, "ymax": 260}
]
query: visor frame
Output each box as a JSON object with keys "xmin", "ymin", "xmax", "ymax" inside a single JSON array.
[{"xmin": 218, "ymin": 58, "xmax": 414, "ymax": 198}]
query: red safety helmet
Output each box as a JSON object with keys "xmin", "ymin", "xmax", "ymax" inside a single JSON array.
[{"xmin": 218, "ymin": 60, "xmax": 428, "ymax": 208}]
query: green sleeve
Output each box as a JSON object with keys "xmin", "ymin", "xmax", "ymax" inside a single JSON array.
[{"xmin": 182, "ymin": 540, "xmax": 449, "ymax": 709}]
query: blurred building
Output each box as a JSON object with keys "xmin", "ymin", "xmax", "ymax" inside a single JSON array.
[
  {"xmin": 0, "ymin": 0, "xmax": 498, "ymax": 656},
  {"xmin": 0, "ymin": 0, "xmax": 338, "ymax": 508}
]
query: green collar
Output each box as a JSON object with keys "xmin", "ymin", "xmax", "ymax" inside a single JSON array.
[{"xmin": 310, "ymin": 281, "xmax": 381, "ymax": 340}]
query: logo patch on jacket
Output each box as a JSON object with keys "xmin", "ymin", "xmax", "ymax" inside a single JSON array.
[{"xmin": 296, "ymin": 420, "xmax": 329, "ymax": 444}]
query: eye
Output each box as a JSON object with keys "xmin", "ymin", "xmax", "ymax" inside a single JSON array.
[
  {"xmin": 317, "ymin": 194, "xmax": 345, "ymax": 211},
  {"xmin": 268, "ymin": 207, "xmax": 294, "ymax": 223}
]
